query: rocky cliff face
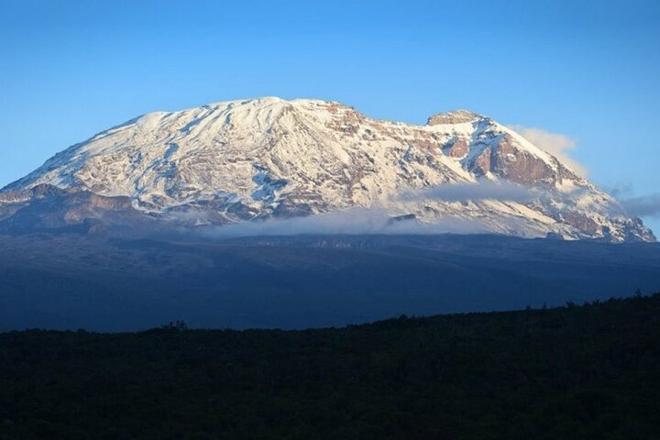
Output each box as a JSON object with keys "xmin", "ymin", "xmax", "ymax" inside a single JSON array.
[{"xmin": 0, "ymin": 97, "xmax": 654, "ymax": 242}]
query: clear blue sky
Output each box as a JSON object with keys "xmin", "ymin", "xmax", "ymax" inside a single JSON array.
[{"xmin": 1, "ymin": 0, "xmax": 659, "ymax": 231}]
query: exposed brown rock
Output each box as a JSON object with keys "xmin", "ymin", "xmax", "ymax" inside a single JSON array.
[
  {"xmin": 490, "ymin": 134, "xmax": 556, "ymax": 186},
  {"xmin": 325, "ymin": 106, "xmax": 365, "ymax": 135},
  {"xmin": 427, "ymin": 110, "xmax": 482, "ymax": 125},
  {"xmin": 443, "ymin": 138, "xmax": 470, "ymax": 158},
  {"xmin": 561, "ymin": 211, "xmax": 601, "ymax": 236},
  {"xmin": 471, "ymin": 147, "xmax": 492, "ymax": 176}
]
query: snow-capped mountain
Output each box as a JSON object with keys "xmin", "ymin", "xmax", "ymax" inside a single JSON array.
[{"xmin": 0, "ymin": 97, "xmax": 654, "ymax": 241}]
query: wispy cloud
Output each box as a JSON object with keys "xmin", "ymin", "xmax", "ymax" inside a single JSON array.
[
  {"xmin": 620, "ymin": 194, "xmax": 660, "ymax": 218},
  {"xmin": 195, "ymin": 208, "xmax": 520, "ymax": 239},
  {"xmin": 510, "ymin": 125, "xmax": 587, "ymax": 177},
  {"xmin": 398, "ymin": 180, "xmax": 540, "ymax": 203},
  {"xmin": 602, "ymin": 183, "xmax": 660, "ymax": 219},
  {"xmin": 192, "ymin": 181, "xmax": 544, "ymax": 238},
  {"xmin": 603, "ymin": 182, "xmax": 634, "ymax": 199}
]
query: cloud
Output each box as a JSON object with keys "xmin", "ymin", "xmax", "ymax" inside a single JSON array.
[
  {"xmin": 603, "ymin": 182, "xmax": 634, "ymax": 199},
  {"xmin": 510, "ymin": 125, "xmax": 587, "ymax": 177},
  {"xmin": 192, "ymin": 181, "xmax": 548, "ymax": 239},
  {"xmin": 210, "ymin": 209, "xmax": 394, "ymax": 237},
  {"xmin": 189, "ymin": 181, "xmax": 545, "ymax": 239},
  {"xmin": 398, "ymin": 180, "xmax": 540, "ymax": 203},
  {"xmin": 619, "ymin": 193, "xmax": 660, "ymax": 218},
  {"xmin": 602, "ymin": 183, "xmax": 660, "ymax": 219},
  {"xmin": 196, "ymin": 208, "xmax": 499, "ymax": 239}
]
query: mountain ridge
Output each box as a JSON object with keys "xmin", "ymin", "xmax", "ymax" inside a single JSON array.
[{"xmin": 1, "ymin": 97, "xmax": 654, "ymax": 242}]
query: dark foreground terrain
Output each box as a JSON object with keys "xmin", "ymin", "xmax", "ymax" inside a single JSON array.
[
  {"xmin": 2, "ymin": 233, "xmax": 660, "ymax": 330},
  {"xmin": 1, "ymin": 294, "xmax": 659, "ymax": 439}
]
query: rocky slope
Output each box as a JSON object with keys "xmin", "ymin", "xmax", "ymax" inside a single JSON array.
[{"xmin": 0, "ymin": 97, "xmax": 654, "ymax": 241}]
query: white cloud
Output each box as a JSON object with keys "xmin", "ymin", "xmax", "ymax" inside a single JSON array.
[
  {"xmin": 198, "ymin": 208, "xmax": 496, "ymax": 238},
  {"xmin": 510, "ymin": 125, "xmax": 587, "ymax": 177}
]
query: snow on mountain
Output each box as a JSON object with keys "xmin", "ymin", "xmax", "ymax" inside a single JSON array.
[{"xmin": 1, "ymin": 97, "xmax": 654, "ymax": 242}]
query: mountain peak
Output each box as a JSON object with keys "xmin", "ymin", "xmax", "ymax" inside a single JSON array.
[
  {"xmin": 0, "ymin": 97, "xmax": 654, "ymax": 242},
  {"xmin": 427, "ymin": 109, "xmax": 486, "ymax": 125}
]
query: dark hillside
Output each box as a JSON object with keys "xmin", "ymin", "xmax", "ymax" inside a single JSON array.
[
  {"xmin": 1, "ymin": 294, "xmax": 659, "ymax": 439},
  {"xmin": 2, "ymin": 233, "xmax": 660, "ymax": 331}
]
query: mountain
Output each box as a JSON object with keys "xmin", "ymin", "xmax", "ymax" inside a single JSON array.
[{"xmin": 0, "ymin": 97, "xmax": 653, "ymax": 241}]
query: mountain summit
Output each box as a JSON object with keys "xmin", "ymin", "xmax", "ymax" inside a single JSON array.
[{"xmin": 0, "ymin": 97, "xmax": 654, "ymax": 241}]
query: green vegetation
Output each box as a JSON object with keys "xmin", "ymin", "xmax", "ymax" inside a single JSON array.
[{"xmin": 1, "ymin": 294, "xmax": 659, "ymax": 439}]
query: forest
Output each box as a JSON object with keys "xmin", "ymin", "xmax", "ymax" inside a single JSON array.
[{"xmin": 1, "ymin": 293, "xmax": 659, "ymax": 439}]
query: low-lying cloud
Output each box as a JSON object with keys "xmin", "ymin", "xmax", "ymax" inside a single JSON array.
[
  {"xmin": 194, "ymin": 181, "xmax": 545, "ymax": 239},
  {"xmin": 399, "ymin": 180, "xmax": 540, "ymax": 203},
  {"xmin": 195, "ymin": 208, "xmax": 501, "ymax": 239},
  {"xmin": 511, "ymin": 125, "xmax": 587, "ymax": 177}
]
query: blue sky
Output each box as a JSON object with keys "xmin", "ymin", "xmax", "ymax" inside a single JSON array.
[{"xmin": 1, "ymin": 0, "xmax": 659, "ymax": 231}]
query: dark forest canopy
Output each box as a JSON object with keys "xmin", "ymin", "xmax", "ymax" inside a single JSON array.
[{"xmin": 1, "ymin": 293, "xmax": 659, "ymax": 439}]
